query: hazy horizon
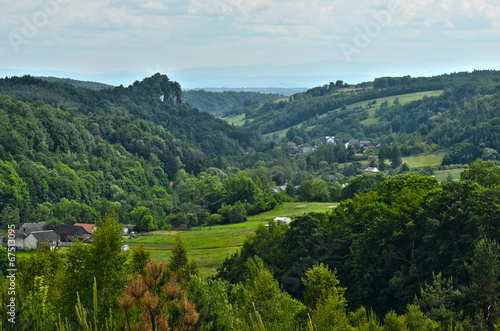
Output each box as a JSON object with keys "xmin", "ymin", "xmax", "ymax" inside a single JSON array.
[{"xmin": 2, "ymin": 0, "xmax": 499, "ymax": 88}]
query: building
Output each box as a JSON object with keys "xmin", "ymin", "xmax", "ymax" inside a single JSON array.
[
  {"xmin": 362, "ymin": 167, "xmax": 380, "ymax": 173},
  {"xmin": 74, "ymin": 223, "xmax": 96, "ymax": 234},
  {"xmin": 325, "ymin": 136, "xmax": 336, "ymax": 144},
  {"xmin": 24, "ymin": 231, "xmax": 60, "ymax": 250},
  {"xmin": 15, "ymin": 222, "xmax": 47, "ymax": 249},
  {"xmin": 53, "ymin": 225, "xmax": 91, "ymax": 243},
  {"xmin": 18, "ymin": 222, "xmax": 46, "ymax": 236},
  {"xmin": 345, "ymin": 139, "xmax": 360, "ymax": 148}
]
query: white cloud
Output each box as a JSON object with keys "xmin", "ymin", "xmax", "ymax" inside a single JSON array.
[{"xmin": 1, "ymin": 0, "xmax": 500, "ymax": 74}]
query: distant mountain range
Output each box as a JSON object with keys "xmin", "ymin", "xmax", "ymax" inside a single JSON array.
[{"xmin": 1, "ymin": 60, "xmax": 472, "ymax": 90}]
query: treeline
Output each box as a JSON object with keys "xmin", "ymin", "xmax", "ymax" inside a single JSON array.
[
  {"xmin": 38, "ymin": 76, "xmax": 114, "ymax": 90},
  {"xmin": 217, "ymin": 161, "xmax": 500, "ymax": 329},
  {"xmin": 183, "ymin": 89, "xmax": 283, "ymax": 114},
  {"xmin": 0, "ymin": 74, "xmax": 256, "ymax": 157},
  {"xmin": 166, "ymin": 167, "xmax": 282, "ymax": 229}
]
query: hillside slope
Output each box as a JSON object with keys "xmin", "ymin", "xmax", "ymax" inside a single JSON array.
[
  {"xmin": 0, "ymin": 74, "xmax": 256, "ymax": 157},
  {"xmin": 0, "ymin": 94, "xmax": 213, "ymax": 224},
  {"xmin": 183, "ymin": 89, "xmax": 283, "ymax": 114}
]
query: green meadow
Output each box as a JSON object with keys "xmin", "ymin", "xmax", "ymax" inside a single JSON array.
[
  {"xmin": 125, "ymin": 202, "xmax": 337, "ymax": 275},
  {"xmin": 434, "ymin": 168, "xmax": 465, "ymax": 182},
  {"xmin": 402, "ymin": 152, "xmax": 446, "ymax": 168}
]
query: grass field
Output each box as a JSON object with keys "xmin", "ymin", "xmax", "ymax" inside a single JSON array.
[
  {"xmin": 222, "ymin": 113, "xmax": 247, "ymax": 126},
  {"xmin": 402, "ymin": 152, "xmax": 446, "ymax": 168},
  {"xmin": 125, "ymin": 202, "xmax": 337, "ymax": 275},
  {"xmin": 262, "ymin": 90, "xmax": 443, "ymax": 139},
  {"xmin": 434, "ymin": 168, "xmax": 465, "ymax": 182}
]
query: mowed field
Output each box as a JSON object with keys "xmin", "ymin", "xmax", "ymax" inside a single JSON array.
[
  {"xmin": 124, "ymin": 202, "xmax": 337, "ymax": 276},
  {"xmin": 434, "ymin": 168, "xmax": 465, "ymax": 181},
  {"xmin": 402, "ymin": 152, "xmax": 446, "ymax": 168}
]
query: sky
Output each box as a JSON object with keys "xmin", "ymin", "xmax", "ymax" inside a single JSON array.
[{"xmin": 1, "ymin": 0, "xmax": 500, "ymax": 87}]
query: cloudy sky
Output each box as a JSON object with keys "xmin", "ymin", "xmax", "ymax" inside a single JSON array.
[{"xmin": 1, "ymin": 0, "xmax": 500, "ymax": 86}]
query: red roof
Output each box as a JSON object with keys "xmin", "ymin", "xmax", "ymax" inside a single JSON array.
[{"xmin": 74, "ymin": 223, "xmax": 96, "ymax": 234}]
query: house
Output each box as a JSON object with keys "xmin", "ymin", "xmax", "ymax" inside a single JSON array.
[
  {"xmin": 362, "ymin": 167, "xmax": 380, "ymax": 173},
  {"xmin": 287, "ymin": 141, "xmax": 297, "ymax": 149},
  {"xmin": 18, "ymin": 222, "xmax": 46, "ymax": 236},
  {"xmin": 24, "ymin": 231, "xmax": 60, "ymax": 250},
  {"xmin": 74, "ymin": 223, "xmax": 96, "ymax": 234},
  {"xmin": 363, "ymin": 145, "xmax": 376, "ymax": 152},
  {"xmin": 14, "ymin": 229, "xmax": 25, "ymax": 250},
  {"xmin": 359, "ymin": 140, "xmax": 371, "ymax": 146},
  {"xmin": 53, "ymin": 225, "xmax": 91, "ymax": 242},
  {"xmin": 345, "ymin": 139, "xmax": 360, "ymax": 148},
  {"xmin": 15, "ymin": 222, "xmax": 47, "ymax": 249},
  {"xmin": 325, "ymin": 136, "xmax": 336, "ymax": 144}
]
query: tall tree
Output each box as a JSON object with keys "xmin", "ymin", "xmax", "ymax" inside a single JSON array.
[
  {"xmin": 463, "ymin": 238, "xmax": 500, "ymax": 329},
  {"xmin": 391, "ymin": 145, "xmax": 402, "ymax": 169}
]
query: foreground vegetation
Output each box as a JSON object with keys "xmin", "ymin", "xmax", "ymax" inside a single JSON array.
[{"xmin": 2, "ymin": 161, "xmax": 500, "ymax": 330}]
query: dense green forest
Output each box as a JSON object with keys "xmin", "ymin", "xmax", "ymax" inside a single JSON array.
[
  {"xmin": 1, "ymin": 71, "xmax": 500, "ymax": 330},
  {"xmin": 0, "ymin": 74, "xmax": 256, "ymax": 157},
  {"xmin": 183, "ymin": 90, "xmax": 283, "ymax": 114}
]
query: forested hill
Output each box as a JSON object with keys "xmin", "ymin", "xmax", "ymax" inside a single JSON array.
[
  {"xmin": 239, "ymin": 70, "xmax": 500, "ymax": 135},
  {"xmin": 230, "ymin": 70, "xmax": 500, "ymax": 165},
  {"xmin": 183, "ymin": 89, "xmax": 284, "ymax": 114},
  {"xmin": 0, "ymin": 94, "xmax": 213, "ymax": 224},
  {"xmin": 0, "ymin": 74, "xmax": 256, "ymax": 157},
  {"xmin": 38, "ymin": 76, "xmax": 114, "ymax": 90}
]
